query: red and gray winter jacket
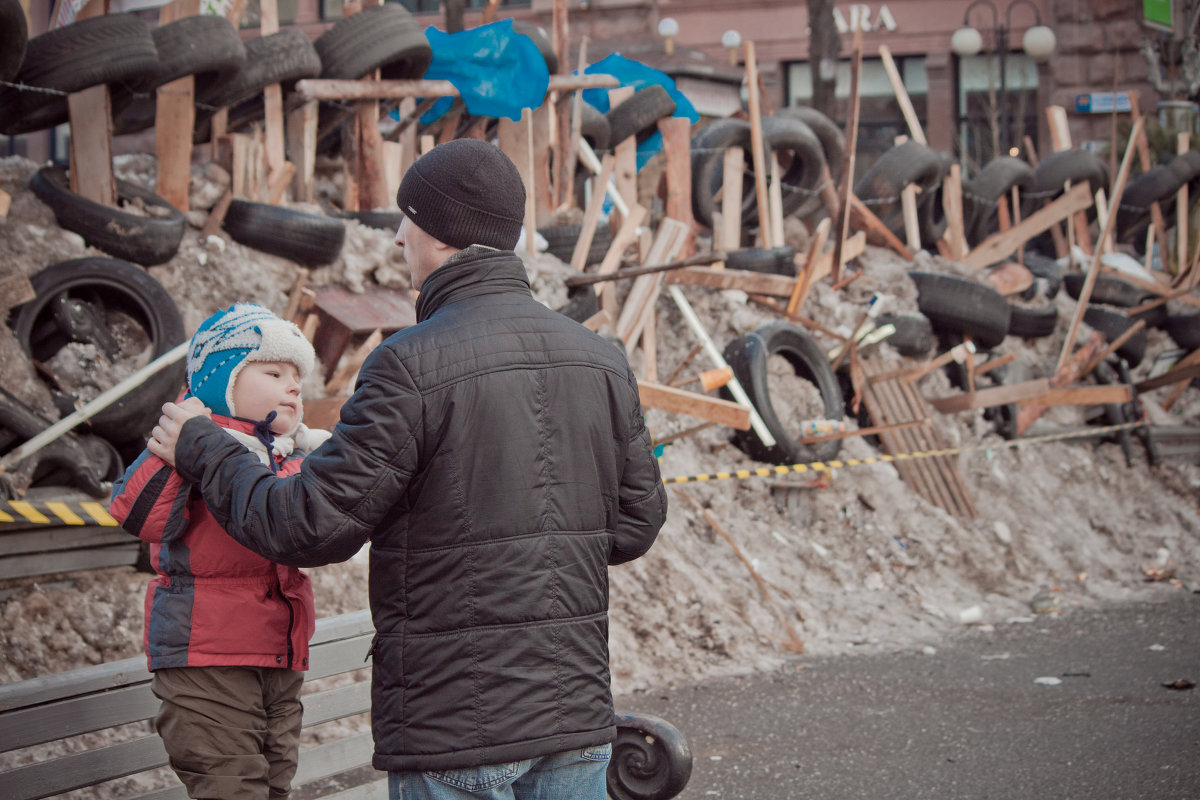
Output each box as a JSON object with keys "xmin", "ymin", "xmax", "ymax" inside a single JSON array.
[{"xmin": 110, "ymin": 415, "xmax": 319, "ymax": 672}]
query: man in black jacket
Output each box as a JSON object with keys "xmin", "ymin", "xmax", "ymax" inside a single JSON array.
[{"xmin": 148, "ymin": 138, "xmax": 668, "ymax": 800}]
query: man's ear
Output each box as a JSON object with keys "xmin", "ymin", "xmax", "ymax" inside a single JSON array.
[{"xmin": 432, "ymin": 238, "xmax": 454, "ymax": 252}]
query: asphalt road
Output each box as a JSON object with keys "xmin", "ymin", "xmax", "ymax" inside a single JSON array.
[{"xmin": 618, "ymin": 591, "xmax": 1200, "ymax": 800}]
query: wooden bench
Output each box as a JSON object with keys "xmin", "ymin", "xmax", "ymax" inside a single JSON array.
[{"xmin": 0, "ymin": 610, "xmax": 692, "ymax": 800}]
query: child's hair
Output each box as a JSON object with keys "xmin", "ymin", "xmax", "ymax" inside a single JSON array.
[{"xmin": 186, "ymin": 303, "xmax": 315, "ymax": 417}]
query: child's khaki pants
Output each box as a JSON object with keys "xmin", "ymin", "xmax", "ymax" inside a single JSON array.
[{"xmin": 152, "ymin": 665, "xmax": 305, "ymax": 800}]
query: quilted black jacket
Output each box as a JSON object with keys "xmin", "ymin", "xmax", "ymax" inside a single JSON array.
[{"xmin": 175, "ymin": 247, "xmax": 668, "ymax": 772}]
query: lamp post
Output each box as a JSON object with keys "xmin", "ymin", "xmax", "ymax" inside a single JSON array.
[
  {"xmin": 658, "ymin": 17, "xmax": 680, "ymax": 55},
  {"xmin": 951, "ymin": 0, "xmax": 1056, "ymax": 158},
  {"xmin": 721, "ymin": 29, "xmax": 742, "ymax": 66}
]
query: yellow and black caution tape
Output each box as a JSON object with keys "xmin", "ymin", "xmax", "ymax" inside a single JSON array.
[
  {"xmin": 661, "ymin": 420, "xmax": 1147, "ymax": 485},
  {"xmin": 0, "ymin": 499, "xmax": 119, "ymax": 528}
]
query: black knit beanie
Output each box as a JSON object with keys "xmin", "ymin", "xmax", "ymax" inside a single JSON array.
[{"xmin": 395, "ymin": 139, "xmax": 526, "ymax": 251}]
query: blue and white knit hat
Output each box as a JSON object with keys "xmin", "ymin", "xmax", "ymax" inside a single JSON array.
[{"xmin": 186, "ymin": 303, "xmax": 315, "ymax": 418}]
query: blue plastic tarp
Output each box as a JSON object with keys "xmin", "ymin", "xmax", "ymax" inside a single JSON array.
[
  {"xmin": 418, "ymin": 20, "xmax": 550, "ymax": 124},
  {"xmin": 582, "ymin": 53, "xmax": 699, "ymax": 171}
]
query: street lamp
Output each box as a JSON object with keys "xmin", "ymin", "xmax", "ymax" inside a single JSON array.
[
  {"xmin": 721, "ymin": 29, "xmax": 742, "ymax": 66},
  {"xmin": 658, "ymin": 17, "xmax": 679, "ymax": 55},
  {"xmin": 951, "ymin": 0, "xmax": 1056, "ymax": 157}
]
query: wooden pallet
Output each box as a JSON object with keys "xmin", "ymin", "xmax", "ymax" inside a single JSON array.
[{"xmin": 860, "ymin": 358, "xmax": 977, "ymax": 519}]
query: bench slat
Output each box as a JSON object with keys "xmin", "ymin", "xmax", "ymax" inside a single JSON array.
[
  {"xmin": 0, "ymin": 526, "xmax": 132, "ymax": 556},
  {"xmin": 2, "ymin": 734, "xmax": 167, "ymax": 800},
  {"xmin": 0, "ymin": 610, "xmax": 374, "ymax": 711},
  {"xmin": 321, "ymin": 776, "xmax": 389, "ymax": 800},
  {"xmin": 0, "ymin": 683, "xmax": 158, "ymax": 751},
  {"xmin": 0, "ymin": 545, "xmax": 140, "ymax": 580},
  {"xmin": 302, "ymin": 680, "xmax": 371, "ymax": 727}
]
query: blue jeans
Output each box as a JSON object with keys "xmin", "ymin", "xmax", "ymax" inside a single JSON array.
[{"xmin": 387, "ymin": 743, "xmax": 611, "ymax": 800}]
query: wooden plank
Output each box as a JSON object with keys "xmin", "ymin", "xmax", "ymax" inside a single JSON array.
[
  {"xmin": 637, "ymin": 382, "xmax": 752, "ymax": 430},
  {"xmin": 719, "ymin": 145, "xmax": 745, "ymax": 255},
  {"xmin": 831, "ymin": 25, "xmax": 865, "ymax": 283},
  {"xmin": 616, "ymin": 219, "xmax": 689, "ymax": 347},
  {"xmin": 1021, "ymin": 385, "xmax": 1132, "ymax": 407},
  {"xmin": 287, "ymin": 100, "xmax": 318, "ymax": 202},
  {"xmin": 744, "ymin": 40, "xmax": 772, "ymax": 248},
  {"xmin": 928, "ymin": 378, "xmax": 1051, "ymax": 413},
  {"xmin": 1016, "ymin": 331, "xmax": 1105, "ymax": 435},
  {"xmin": 1129, "ymin": 92, "xmax": 1170, "ymax": 262},
  {"xmin": 901, "ymin": 183, "xmax": 921, "ymax": 252},
  {"xmin": 1178, "ymin": 132, "xmax": 1190, "ymax": 283},
  {"xmin": 1135, "ymin": 353, "xmax": 1200, "ymax": 392},
  {"xmin": 962, "ymin": 182, "xmax": 1092, "ymax": 269},
  {"xmin": 942, "ymin": 164, "xmax": 967, "ymax": 258},
  {"xmin": 294, "ymin": 74, "xmax": 618, "ymax": 102},
  {"xmin": 849, "ymin": 194, "xmax": 914, "ymax": 259},
  {"xmin": 0, "ymin": 187, "xmax": 9, "ymax": 218},
  {"xmin": 610, "ymin": 86, "xmax": 637, "ymax": 228},
  {"xmin": 154, "ymin": 0, "xmax": 201, "ymax": 212},
  {"xmin": 659, "ymin": 115, "xmax": 695, "ymax": 258},
  {"xmin": 878, "ymin": 44, "xmax": 926, "ymax": 144},
  {"xmin": 985, "ymin": 261, "xmax": 1034, "ymax": 296},
  {"xmin": 594, "ymin": 203, "xmax": 647, "ymax": 311},
  {"xmin": 67, "ymin": 85, "xmax": 115, "ymax": 206},
  {"xmin": 1056, "ymin": 117, "xmax": 1144, "ymax": 372},
  {"xmin": 570, "ymin": 154, "xmax": 615, "ymax": 271},
  {"xmin": 787, "ymin": 216, "xmax": 831, "ymax": 314},
  {"xmin": 893, "ymin": 369, "xmax": 976, "ymax": 517},
  {"xmin": 0, "ymin": 271, "xmax": 35, "ymax": 311}
]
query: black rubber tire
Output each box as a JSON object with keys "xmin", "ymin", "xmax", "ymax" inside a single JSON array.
[
  {"xmin": 334, "ymin": 208, "xmax": 404, "ymax": 232},
  {"xmin": 512, "ymin": 20, "xmax": 558, "ymax": 75},
  {"xmin": 194, "ymin": 29, "xmax": 321, "ymax": 140},
  {"xmin": 1083, "ymin": 305, "xmax": 1147, "ymax": 367},
  {"xmin": 875, "ymin": 312, "xmax": 935, "ymax": 357},
  {"xmin": 9, "ymin": 257, "xmax": 186, "ymax": 449},
  {"xmin": 724, "ymin": 246, "xmax": 796, "ymax": 275},
  {"xmin": 907, "ymin": 271, "xmax": 1011, "ymax": 350},
  {"xmin": 605, "ymin": 85, "xmax": 676, "ymax": 147},
  {"xmin": 722, "ymin": 322, "xmax": 844, "ymax": 466},
  {"xmin": 110, "ymin": 15, "xmax": 247, "ymax": 136},
  {"xmin": 916, "ymin": 151, "xmax": 953, "ymax": 248},
  {"xmin": 579, "ymin": 102, "xmax": 611, "ymax": 153},
  {"xmin": 314, "ymin": 4, "xmax": 431, "ymax": 80},
  {"xmin": 690, "ymin": 118, "xmax": 754, "ymax": 229},
  {"xmin": 1115, "ymin": 165, "xmax": 1185, "ymax": 246},
  {"xmin": 0, "ymin": 13, "xmax": 159, "ymax": 136},
  {"xmin": 1172, "ymin": 150, "xmax": 1200, "ymax": 197},
  {"xmin": 555, "ymin": 283, "xmax": 599, "ymax": 324},
  {"xmin": 1164, "ymin": 312, "xmax": 1200, "ymax": 351},
  {"xmin": 773, "ymin": 105, "xmax": 845, "ymax": 188},
  {"xmin": 29, "ymin": 165, "xmax": 185, "ymax": 266},
  {"xmin": 538, "ymin": 223, "xmax": 614, "ymax": 266},
  {"xmin": 222, "ymin": 201, "xmax": 346, "ymax": 265},
  {"xmin": 1019, "ymin": 251, "xmax": 1061, "ymax": 300},
  {"xmin": 1024, "ymin": 149, "xmax": 1109, "ymax": 220},
  {"xmin": 1061, "ymin": 272, "xmax": 1147, "ymax": 308},
  {"xmin": 744, "ymin": 114, "xmax": 827, "ymax": 227},
  {"xmin": 853, "ymin": 140, "xmax": 946, "ymax": 244},
  {"xmin": 1006, "ymin": 302, "xmax": 1058, "ymax": 339},
  {"xmin": 0, "ymin": 0, "xmax": 27, "ymax": 83},
  {"xmin": 962, "ymin": 156, "xmax": 1035, "ymax": 247}
]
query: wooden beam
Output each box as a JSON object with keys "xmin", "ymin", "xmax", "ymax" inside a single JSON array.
[
  {"xmin": 666, "ymin": 232, "xmax": 864, "ymax": 297},
  {"xmin": 831, "ymin": 25, "xmax": 865, "ymax": 283},
  {"xmin": 849, "ymin": 194, "xmax": 914, "ymax": 260},
  {"xmin": 1135, "ymin": 351, "xmax": 1200, "ymax": 392},
  {"xmin": 294, "ymin": 74, "xmax": 619, "ymax": 102},
  {"xmin": 637, "ymin": 382, "xmax": 752, "ymax": 430},
  {"xmin": 744, "ymin": 40, "xmax": 773, "ymax": 248},
  {"xmin": 1056, "ymin": 117, "xmax": 1144, "ymax": 372},
  {"xmin": 1021, "ymin": 385, "xmax": 1132, "ymax": 407},
  {"xmin": 718, "ymin": 146, "xmax": 745, "ymax": 255},
  {"xmin": 928, "ymin": 378, "xmax": 1051, "ymax": 413},
  {"xmin": 570, "ymin": 154, "xmax": 615, "ymax": 272},
  {"xmin": 67, "ymin": 86, "xmax": 115, "ymax": 206},
  {"xmin": 879, "ymin": 44, "xmax": 926, "ymax": 144},
  {"xmin": 962, "ymin": 182, "xmax": 1092, "ymax": 269},
  {"xmin": 786, "ymin": 217, "xmax": 831, "ymax": 314},
  {"xmin": 1016, "ymin": 331, "xmax": 1105, "ymax": 435}
]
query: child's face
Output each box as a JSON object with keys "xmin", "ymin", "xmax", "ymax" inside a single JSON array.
[{"xmin": 232, "ymin": 361, "xmax": 303, "ymax": 433}]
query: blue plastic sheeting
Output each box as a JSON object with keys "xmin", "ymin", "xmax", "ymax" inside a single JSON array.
[
  {"xmin": 581, "ymin": 53, "xmax": 699, "ymax": 171},
  {"xmin": 419, "ymin": 20, "xmax": 550, "ymax": 124}
]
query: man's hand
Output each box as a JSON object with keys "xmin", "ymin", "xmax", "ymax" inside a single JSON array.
[{"xmin": 148, "ymin": 397, "xmax": 211, "ymax": 467}]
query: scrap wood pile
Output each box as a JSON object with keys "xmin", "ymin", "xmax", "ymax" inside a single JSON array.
[{"xmin": 0, "ymin": 0, "xmax": 1199, "ymax": 528}]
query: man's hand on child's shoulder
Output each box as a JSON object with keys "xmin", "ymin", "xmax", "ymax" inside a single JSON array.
[{"xmin": 148, "ymin": 397, "xmax": 212, "ymax": 467}]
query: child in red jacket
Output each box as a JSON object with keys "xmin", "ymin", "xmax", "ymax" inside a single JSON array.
[{"xmin": 111, "ymin": 303, "xmax": 330, "ymax": 800}]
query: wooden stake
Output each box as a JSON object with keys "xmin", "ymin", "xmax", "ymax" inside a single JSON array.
[
  {"xmin": 831, "ymin": 25, "xmax": 864, "ymax": 284},
  {"xmin": 1056, "ymin": 117, "xmax": 1145, "ymax": 372},
  {"xmin": 786, "ymin": 217, "xmax": 831, "ymax": 314},
  {"xmin": 719, "ymin": 146, "xmax": 745, "ymax": 256},
  {"xmin": 879, "ymin": 44, "xmax": 926, "ymax": 144},
  {"xmin": 743, "ymin": 41, "xmax": 773, "ymax": 248}
]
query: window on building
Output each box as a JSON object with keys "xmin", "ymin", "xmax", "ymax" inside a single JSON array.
[
  {"xmin": 787, "ymin": 56, "xmax": 927, "ymax": 177},
  {"xmin": 955, "ymin": 53, "xmax": 1039, "ymax": 170},
  {"xmin": 323, "ymin": 0, "xmax": 529, "ymax": 20}
]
